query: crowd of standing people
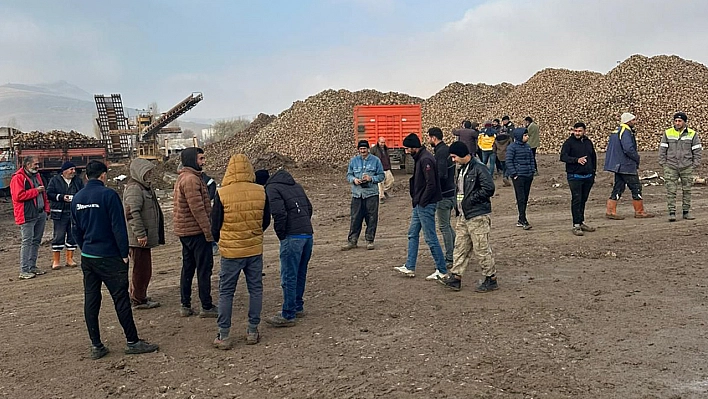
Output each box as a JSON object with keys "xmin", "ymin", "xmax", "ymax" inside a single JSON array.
[{"xmin": 7, "ymin": 111, "xmax": 701, "ymax": 359}]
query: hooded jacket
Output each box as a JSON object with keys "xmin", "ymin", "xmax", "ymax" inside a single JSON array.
[
  {"xmin": 560, "ymin": 134, "xmax": 597, "ymax": 175},
  {"xmin": 173, "ymin": 165, "xmax": 212, "ymax": 239},
  {"xmin": 659, "ymin": 126, "xmax": 702, "ymax": 169},
  {"xmin": 478, "ymin": 128, "xmax": 496, "ymax": 151},
  {"xmin": 123, "ymin": 158, "xmax": 165, "ymax": 248},
  {"xmin": 211, "ymin": 154, "xmax": 271, "ymax": 258},
  {"xmin": 604, "ymin": 123, "xmax": 640, "ymax": 174},
  {"xmin": 47, "ymin": 173, "xmax": 84, "ymax": 220},
  {"xmin": 266, "ymin": 170, "xmax": 313, "ymax": 240},
  {"xmin": 409, "ymin": 147, "xmax": 442, "ymax": 208},
  {"xmin": 506, "ymin": 128, "xmax": 535, "ymax": 177},
  {"xmin": 492, "ymin": 133, "xmax": 512, "ymax": 161},
  {"xmin": 10, "ymin": 168, "xmax": 49, "ymax": 225}
]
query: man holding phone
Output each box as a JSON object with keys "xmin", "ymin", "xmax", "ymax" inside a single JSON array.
[
  {"xmin": 343, "ymin": 140, "xmax": 385, "ymax": 251},
  {"xmin": 10, "ymin": 155, "xmax": 50, "ymax": 279}
]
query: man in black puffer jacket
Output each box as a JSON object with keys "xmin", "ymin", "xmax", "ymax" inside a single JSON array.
[
  {"xmin": 47, "ymin": 161, "xmax": 84, "ymax": 269},
  {"xmin": 506, "ymin": 127, "xmax": 535, "ymax": 230},
  {"xmin": 264, "ymin": 169, "xmax": 314, "ymax": 327},
  {"xmin": 560, "ymin": 122, "xmax": 597, "ymax": 236},
  {"xmin": 438, "ymin": 142, "xmax": 498, "ymax": 293}
]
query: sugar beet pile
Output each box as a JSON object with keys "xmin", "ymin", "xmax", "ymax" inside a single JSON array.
[{"xmin": 208, "ymin": 54, "xmax": 708, "ymax": 171}]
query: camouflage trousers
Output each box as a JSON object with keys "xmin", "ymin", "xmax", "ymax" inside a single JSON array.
[
  {"xmin": 450, "ymin": 214, "xmax": 496, "ymax": 277},
  {"xmin": 664, "ymin": 166, "xmax": 693, "ymax": 213}
]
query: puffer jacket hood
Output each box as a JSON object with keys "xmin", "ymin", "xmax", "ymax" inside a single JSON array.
[
  {"xmin": 129, "ymin": 158, "xmax": 155, "ymax": 187},
  {"xmin": 222, "ymin": 154, "xmax": 255, "ymax": 187},
  {"xmin": 180, "ymin": 147, "xmax": 202, "ymax": 171},
  {"xmin": 513, "ymin": 127, "xmax": 528, "ymax": 143},
  {"xmin": 268, "ymin": 169, "xmax": 295, "ymax": 186}
]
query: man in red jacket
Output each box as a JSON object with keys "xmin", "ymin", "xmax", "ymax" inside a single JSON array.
[{"xmin": 10, "ymin": 156, "xmax": 50, "ymax": 279}]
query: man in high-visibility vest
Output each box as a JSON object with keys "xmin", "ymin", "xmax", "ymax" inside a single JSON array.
[{"xmin": 659, "ymin": 112, "xmax": 702, "ymax": 221}]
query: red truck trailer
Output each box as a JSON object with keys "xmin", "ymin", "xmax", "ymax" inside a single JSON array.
[
  {"xmin": 353, "ymin": 104, "xmax": 422, "ymax": 171},
  {"xmin": 15, "ymin": 142, "xmax": 108, "ymax": 183}
]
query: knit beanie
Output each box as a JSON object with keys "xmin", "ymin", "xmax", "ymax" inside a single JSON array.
[
  {"xmin": 255, "ymin": 169, "xmax": 270, "ymax": 186},
  {"xmin": 449, "ymin": 141, "xmax": 470, "ymax": 158},
  {"xmin": 60, "ymin": 161, "xmax": 76, "ymax": 172},
  {"xmin": 620, "ymin": 113, "xmax": 636, "ymax": 124},
  {"xmin": 673, "ymin": 112, "xmax": 688, "ymax": 122},
  {"xmin": 357, "ymin": 140, "xmax": 369, "ymax": 149},
  {"xmin": 402, "ymin": 133, "xmax": 422, "ymax": 148}
]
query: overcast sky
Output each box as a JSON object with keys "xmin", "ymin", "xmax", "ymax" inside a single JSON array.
[{"xmin": 1, "ymin": 0, "xmax": 706, "ymax": 121}]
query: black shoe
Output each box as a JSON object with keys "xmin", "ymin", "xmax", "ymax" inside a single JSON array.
[
  {"xmin": 437, "ymin": 273, "xmax": 461, "ymax": 291},
  {"xmin": 125, "ymin": 340, "xmax": 159, "ymax": 355},
  {"xmin": 265, "ymin": 314, "xmax": 296, "ymax": 327},
  {"xmin": 91, "ymin": 345, "xmax": 109, "ymax": 360},
  {"xmin": 475, "ymin": 276, "xmax": 499, "ymax": 293}
]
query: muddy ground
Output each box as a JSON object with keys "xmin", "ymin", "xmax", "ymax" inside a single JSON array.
[{"xmin": 1, "ymin": 152, "xmax": 708, "ymax": 399}]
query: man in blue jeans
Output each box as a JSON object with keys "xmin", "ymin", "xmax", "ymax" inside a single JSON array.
[
  {"xmin": 264, "ymin": 169, "xmax": 314, "ymax": 327},
  {"xmin": 210, "ymin": 154, "xmax": 271, "ymax": 350},
  {"xmin": 394, "ymin": 133, "xmax": 447, "ymax": 280},
  {"xmin": 427, "ymin": 127, "xmax": 456, "ymax": 270}
]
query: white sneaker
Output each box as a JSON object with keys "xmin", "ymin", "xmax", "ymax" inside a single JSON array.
[
  {"xmin": 425, "ymin": 270, "xmax": 445, "ymax": 281},
  {"xmin": 394, "ymin": 265, "xmax": 415, "ymax": 278}
]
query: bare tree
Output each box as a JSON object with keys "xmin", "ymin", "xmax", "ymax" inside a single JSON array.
[
  {"xmin": 212, "ymin": 118, "xmax": 251, "ymax": 142},
  {"xmin": 182, "ymin": 128, "xmax": 194, "ymax": 139},
  {"xmin": 148, "ymin": 101, "xmax": 160, "ymax": 117}
]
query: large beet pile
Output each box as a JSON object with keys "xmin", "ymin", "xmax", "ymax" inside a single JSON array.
[{"xmin": 211, "ymin": 54, "xmax": 708, "ymax": 173}]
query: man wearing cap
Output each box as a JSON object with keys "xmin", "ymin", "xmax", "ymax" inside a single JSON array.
[
  {"xmin": 369, "ymin": 137, "xmax": 395, "ymax": 203},
  {"xmin": 394, "ymin": 133, "xmax": 447, "ymax": 280},
  {"xmin": 10, "ymin": 155, "xmax": 50, "ymax": 279},
  {"xmin": 343, "ymin": 140, "xmax": 385, "ymax": 250},
  {"xmin": 438, "ymin": 141, "xmax": 497, "ymax": 292},
  {"xmin": 659, "ymin": 112, "xmax": 702, "ymax": 221},
  {"xmin": 604, "ymin": 113, "xmax": 654, "ymax": 219},
  {"xmin": 452, "ymin": 120, "xmax": 479, "ymax": 156},
  {"xmin": 47, "ymin": 161, "xmax": 84, "ymax": 269}
]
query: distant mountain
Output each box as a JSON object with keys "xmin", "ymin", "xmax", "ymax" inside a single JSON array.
[{"xmin": 0, "ymin": 81, "xmax": 211, "ymax": 138}]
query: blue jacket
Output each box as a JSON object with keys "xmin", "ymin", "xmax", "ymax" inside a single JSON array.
[
  {"xmin": 346, "ymin": 154, "xmax": 385, "ymax": 199},
  {"xmin": 71, "ymin": 179, "xmax": 130, "ymax": 259},
  {"xmin": 604, "ymin": 123, "xmax": 640, "ymax": 174},
  {"xmin": 505, "ymin": 128, "xmax": 535, "ymax": 177}
]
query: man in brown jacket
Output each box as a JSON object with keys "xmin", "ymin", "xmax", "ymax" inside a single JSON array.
[
  {"xmin": 124, "ymin": 158, "xmax": 165, "ymax": 310},
  {"xmin": 173, "ymin": 147, "xmax": 217, "ymax": 318}
]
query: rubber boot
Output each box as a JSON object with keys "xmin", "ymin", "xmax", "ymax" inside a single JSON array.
[
  {"xmin": 605, "ymin": 199, "xmax": 624, "ymax": 220},
  {"xmin": 633, "ymin": 199, "xmax": 655, "ymax": 218},
  {"xmin": 65, "ymin": 250, "xmax": 78, "ymax": 267},
  {"xmin": 52, "ymin": 251, "xmax": 62, "ymax": 270}
]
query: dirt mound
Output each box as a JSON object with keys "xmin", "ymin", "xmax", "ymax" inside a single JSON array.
[{"xmin": 243, "ymin": 89, "xmax": 423, "ymax": 167}]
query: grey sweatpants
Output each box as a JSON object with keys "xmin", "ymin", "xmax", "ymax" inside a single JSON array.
[{"xmin": 217, "ymin": 255, "xmax": 263, "ymax": 337}]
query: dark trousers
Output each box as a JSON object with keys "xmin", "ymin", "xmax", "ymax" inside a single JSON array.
[
  {"xmin": 512, "ymin": 175, "xmax": 534, "ymax": 224},
  {"xmin": 531, "ymin": 148, "xmax": 538, "ymax": 173},
  {"xmin": 610, "ymin": 173, "xmax": 642, "ymax": 200},
  {"xmin": 82, "ymin": 256, "xmax": 139, "ymax": 347},
  {"xmin": 348, "ymin": 196, "xmax": 379, "ymax": 243},
  {"xmin": 179, "ymin": 234, "xmax": 214, "ymax": 310},
  {"xmin": 51, "ymin": 215, "xmax": 76, "ymax": 251},
  {"xmin": 129, "ymin": 247, "xmax": 152, "ymax": 305},
  {"xmin": 568, "ymin": 177, "xmax": 594, "ymax": 225},
  {"xmin": 279, "ymin": 236, "xmax": 313, "ymax": 320}
]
